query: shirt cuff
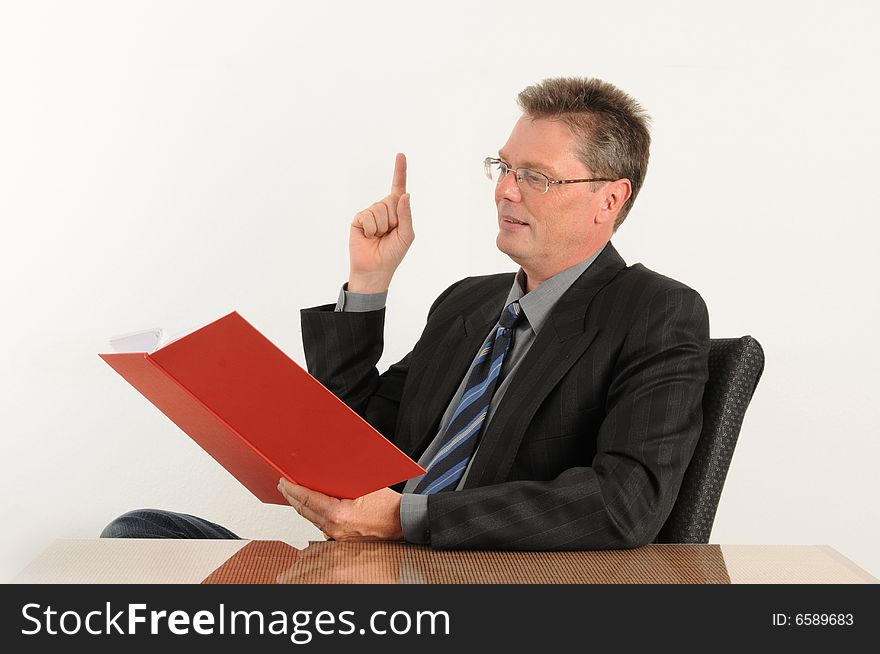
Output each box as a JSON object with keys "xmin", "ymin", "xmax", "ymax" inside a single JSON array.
[
  {"xmin": 334, "ymin": 282, "xmax": 388, "ymax": 312},
  {"xmin": 400, "ymin": 493, "xmax": 430, "ymax": 545}
]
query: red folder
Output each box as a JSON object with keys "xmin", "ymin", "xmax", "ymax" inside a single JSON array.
[{"xmin": 99, "ymin": 311, "xmax": 425, "ymax": 503}]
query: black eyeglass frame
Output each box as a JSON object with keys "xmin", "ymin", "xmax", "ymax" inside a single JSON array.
[{"xmin": 484, "ymin": 157, "xmax": 617, "ymax": 193}]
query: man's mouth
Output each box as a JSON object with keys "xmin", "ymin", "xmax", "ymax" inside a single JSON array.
[{"xmin": 502, "ymin": 216, "xmax": 528, "ymax": 225}]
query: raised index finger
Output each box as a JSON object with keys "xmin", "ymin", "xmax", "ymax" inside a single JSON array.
[{"xmin": 390, "ymin": 152, "xmax": 407, "ymax": 195}]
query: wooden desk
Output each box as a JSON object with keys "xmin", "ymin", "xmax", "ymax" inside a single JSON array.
[{"xmin": 13, "ymin": 540, "xmax": 877, "ymax": 584}]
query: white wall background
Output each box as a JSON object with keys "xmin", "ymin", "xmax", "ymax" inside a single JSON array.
[{"xmin": 1, "ymin": 0, "xmax": 878, "ymax": 582}]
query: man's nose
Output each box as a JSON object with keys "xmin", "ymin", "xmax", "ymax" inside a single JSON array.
[{"xmin": 495, "ymin": 171, "xmax": 522, "ymax": 202}]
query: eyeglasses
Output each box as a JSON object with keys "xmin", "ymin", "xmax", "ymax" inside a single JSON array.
[{"xmin": 484, "ymin": 157, "xmax": 617, "ymax": 194}]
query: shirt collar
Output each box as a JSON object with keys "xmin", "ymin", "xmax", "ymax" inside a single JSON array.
[{"xmin": 501, "ymin": 243, "xmax": 607, "ymax": 335}]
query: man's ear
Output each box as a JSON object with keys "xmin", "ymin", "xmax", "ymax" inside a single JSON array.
[{"xmin": 595, "ymin": 178, "xmax": 632, "ymax": 226}]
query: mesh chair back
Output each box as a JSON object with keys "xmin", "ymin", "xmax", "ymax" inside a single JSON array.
[{"xmin": 656, "ymin": 336, "xmax": 765, "ymax": 543}]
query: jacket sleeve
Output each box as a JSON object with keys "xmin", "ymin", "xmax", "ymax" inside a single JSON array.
[
  {"xmin": 300, "ymin": 279, "xmax": 463, "ymax": 446},
  {"xmin": 425, "ymin": 286, "xmax": 710, "ymax": 550}
]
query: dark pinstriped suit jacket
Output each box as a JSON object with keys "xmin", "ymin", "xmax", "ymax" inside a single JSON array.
[{"xmin": 300, "ymin": 243, "xmax": 710, "ymax": 550}]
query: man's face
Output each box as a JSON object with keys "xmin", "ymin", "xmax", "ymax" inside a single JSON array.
[{"xmin": 495, "ymin": 116, "xmax": 609, "ymax": 279}]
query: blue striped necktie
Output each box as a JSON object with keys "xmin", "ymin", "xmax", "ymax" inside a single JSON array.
[{"xmin": 414, "ymin": 300, "xmax": 523, "ymax": 494}]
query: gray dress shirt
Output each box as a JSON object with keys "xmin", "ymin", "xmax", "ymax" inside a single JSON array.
[{"xmin": 334, "ymin": 245, "xmax": 605, "ymax": 544}]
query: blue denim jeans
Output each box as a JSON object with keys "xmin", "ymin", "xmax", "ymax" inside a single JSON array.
[{"xmin": 100, "ymin": 509, "xmax": 242, "ymax": 540}]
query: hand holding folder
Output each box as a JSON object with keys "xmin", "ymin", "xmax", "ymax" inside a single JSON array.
[{"xmin": 100, "ymin": 311, "xmax": 425, "ymax": 503}]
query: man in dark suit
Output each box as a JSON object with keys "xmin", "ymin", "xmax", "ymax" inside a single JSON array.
[
  {"xmin": 277, "ymin": 77, "xmax": 710, "ymax": 550},
  {"xmin": 101, "ymin": 77, "xmax": 708, "ymax": 550}
]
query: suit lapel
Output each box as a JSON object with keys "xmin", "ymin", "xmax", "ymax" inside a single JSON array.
[
  {"xmin": 403, "ymin": 281, "xmax": 511, "ymax": 460},
  {"xmin": 464, "ymin": 243, "xmax": 627, "ymax": 487}
]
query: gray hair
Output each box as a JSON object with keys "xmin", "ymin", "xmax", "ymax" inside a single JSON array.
[{"xmin": 517, "ymin": 77, "xmax": 651, "ymax": 229}]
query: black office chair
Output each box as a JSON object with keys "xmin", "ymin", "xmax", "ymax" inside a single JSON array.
[{"xmin": 656, "ymin": 336, "xmax": 765, "ymax": 544}]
